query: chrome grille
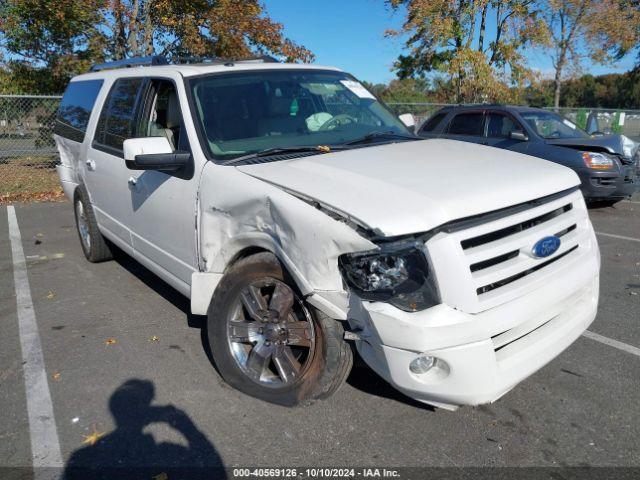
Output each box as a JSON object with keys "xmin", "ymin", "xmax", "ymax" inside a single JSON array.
[{"xmin": 426, "ymin": 189, "xmax": 594, "ymax": 313}]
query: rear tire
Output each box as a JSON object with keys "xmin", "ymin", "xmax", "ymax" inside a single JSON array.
[
  {"xmin": 73, "ymin": 186, "xmax": 113, "ymax": 263},
  {"xmin": 206, "ymin": 252, "xmax": 352, "ymax": 406}
]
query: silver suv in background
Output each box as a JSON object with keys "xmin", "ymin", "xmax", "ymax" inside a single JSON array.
[{"xmin": 54, "ymin": 57, "xmax": 600, "ymax": 410}]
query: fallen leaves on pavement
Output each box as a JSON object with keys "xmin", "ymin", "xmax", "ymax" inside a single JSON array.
[{"xmin": 81, "ymin": 425, "xmax": 106, "ymax": 446}]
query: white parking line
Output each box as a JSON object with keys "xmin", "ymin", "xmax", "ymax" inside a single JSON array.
[
  {"xmin": 7, "ymin": 206, "xmax": 63, "ymax": 472},
  {"xmin": 583, "ymin": 330, "xmax": 640, "ymax": 358},
  {"xmin": 622, "ymin": 200, "xmax": 640, "ymax": 204},
  {"xmin": 595, "ymin": 231, "xmax": 640, "ymax": 243}
]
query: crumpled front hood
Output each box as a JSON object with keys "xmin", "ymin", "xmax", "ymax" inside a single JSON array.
[
  {"xmin": 547, "ymin": 134, "xmax": 639, "ymax": 161},
  {"xmin": 237, "ymin": 139, "xmax": 580, "ymax": 237}
]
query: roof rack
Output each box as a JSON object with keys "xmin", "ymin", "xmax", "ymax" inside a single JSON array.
[
  {"xmin": 175, "ymin": 55, "xmax": 280, "ymax": 66},
  {"xmin": 90, "ymin": 56, "xmax": 169, "ymax": 72},
  {"xmin": 89, "ymin": 54, "xmax": 280, "ymax": 73}
]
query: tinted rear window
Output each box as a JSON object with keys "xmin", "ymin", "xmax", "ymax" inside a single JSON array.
[
  {"xmin": 421, "ymin": 111, "xmax": 447, "ymax": 133},
  {"xmin": 54, "ymin": 80, "xmax": 104, "ymax": 142},
  {"xmin": 94, "ymin": 78, "xmax": 145, "ymax": 152},
  {"xmin": 447, "ymin": 113, "xmax": 484, "ymax": 135}
]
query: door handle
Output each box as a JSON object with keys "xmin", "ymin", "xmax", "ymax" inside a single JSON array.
[
  {"xmin": 128, "ymin": 176, "xmax": 138, "ymax": 186},
  {"xmin": 85, "ymin": 159, "xmax": 96, "ymax": 171}
]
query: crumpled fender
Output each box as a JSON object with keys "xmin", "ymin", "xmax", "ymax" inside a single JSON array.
[{"xmin": 190, "ymin": 163, "xmax": 375, "ymax": 315}]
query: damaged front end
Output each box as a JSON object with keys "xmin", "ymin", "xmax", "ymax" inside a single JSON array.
[
  {"xmin": 338, "ymin": 238, "xmax": 440, "ymax": 312},
  {"xmin": 190, "ymin": 163, "xmax": 378, "ymax": 316},
  {"xmin": 191, "ymin": 159, "xmax": 598, "ymax": 412}
]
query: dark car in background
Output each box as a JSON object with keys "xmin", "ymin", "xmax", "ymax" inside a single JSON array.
[{"xmin": 418, "ymin": 105, "xmax": 640, "ymax": 205}]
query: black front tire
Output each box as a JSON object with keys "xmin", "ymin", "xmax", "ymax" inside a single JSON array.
[
  {"xmin": 587, "ymin": 198, "xmax": 623, "ymax": 208},
  {"xmin": 73, "ymin": 186, "xmax": 113, "ymax": 263},
  {"xmin": 206, "ymin": 252, "xmax": 352, "ymax": 406}
]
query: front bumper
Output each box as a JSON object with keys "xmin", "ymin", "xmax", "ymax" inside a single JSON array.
[
  {"xmin": 357, "ymin": 275, "xmax": 597, "ymax": 410},
  {"xmin": 315, "ymin": 226, "xmax": 599, "ymax": 410},
  {"xmin": 577, "ymin": 164, "xmax": 639, "ymax": 200}
]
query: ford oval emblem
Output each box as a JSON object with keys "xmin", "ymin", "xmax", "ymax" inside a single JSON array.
[{"xmin": 532, "ymin": 236, "xmax": 561, "ymax": 258}]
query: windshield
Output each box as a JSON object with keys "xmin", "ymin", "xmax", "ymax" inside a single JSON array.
[
  {"xmin": 520, "ymin": 111, "xmax": 589, "ymax": 139},
  {"xmin": 188, "ymin": 70, "xmax": 409, "ymax": 160}
]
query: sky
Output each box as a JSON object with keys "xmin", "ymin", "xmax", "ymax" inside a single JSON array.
[{"xmin": 264, "ymin": 0, "xmax": 637, "ymax": 84}]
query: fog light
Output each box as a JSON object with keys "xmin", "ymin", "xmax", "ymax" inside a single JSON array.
[{"xmin": 409, "ymin": 355, "xmax": 436, "ymax": 374}]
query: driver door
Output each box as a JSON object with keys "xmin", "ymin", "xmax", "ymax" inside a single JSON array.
[{"xmin": 125, "ymin": 77, "xmax": 201, "ymax": 294}]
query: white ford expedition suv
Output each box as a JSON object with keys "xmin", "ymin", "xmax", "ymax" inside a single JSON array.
[{"xmin": 54, "ymin": 56, "xmax": 600, "ymax": 409}]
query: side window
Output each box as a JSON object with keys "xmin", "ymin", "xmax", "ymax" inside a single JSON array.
[
  {"xmin": 54, "ymin": 80, "xmax": 104, "ymax": 142},
  {"xmin": 486, "ymin": 113, "xmax": 520, "ymax": 138},
  {"xmin": 94, "ymin": 78, "xmax": 145, "ymax": 153},
  {"xmin": 139, "ymin": 80, "xmax": 185, "ymax": 151},
  {"xmin": 420, "ymin": 111, "xmax": 447, "ymax": 133},
  {"xmin": 447, "ymin": 112, "xmax": 484, "ymax": 136}
]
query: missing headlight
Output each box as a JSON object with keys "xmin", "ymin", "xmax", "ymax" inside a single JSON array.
[{"xmin": 338, "ymin": 240, "xmax": 440, "ymax": 312}]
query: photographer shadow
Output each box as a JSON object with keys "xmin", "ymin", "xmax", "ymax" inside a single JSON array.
[{"xmin": 65, "ymin": 379, "xmax": 226, "ymax": 480}]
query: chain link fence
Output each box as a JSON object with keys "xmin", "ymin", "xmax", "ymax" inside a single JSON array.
[
  {"xmin": 0, "ymin": 95, "xmax": 638, "ymax": 202},
  {"xmin": 387, "ymin": 103, "xmax": 640, "ymax": 141},
  {"xmin": 0, "ymin": 95, "xmax": 61, "ymax": 159},
  {"xmin": 548, "ymin": 107, "xmax": 640, "ymax": 141},
  {"xmin": 0, "ymin": 95, "xmax": 63, "ymax": 203},
  {"xmin": 387, "ymin": 103, "xmax": 450, "ymax": 127}
]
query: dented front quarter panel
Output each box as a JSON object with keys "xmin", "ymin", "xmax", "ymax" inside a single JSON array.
[{"xmin": 197, "ymin": 161, "xmax": 376, "ymax": 296}]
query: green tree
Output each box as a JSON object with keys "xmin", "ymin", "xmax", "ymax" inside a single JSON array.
[
  {"xmin": 378, "ymin": 78, "xmax": 433, "ymax": 103},
  {"xmin": 0, "ymin": 0, "xmax": 106, "ymax": 93},
  {"xmin": 525, "ymin": 69, "xmax": 640, "ymax": 108},
  {"xmin": 536, "ymin": 0, "xmax": 639, "ymax": 109},
  {"xmin": 385, "ymin": 0, "xmax": 548, "ymax": 103},
  {"xmin": 106, "ymin": 0, "xmax": 314, "ymax": 62},
  {"xmin": 0, "ymin": 0, "xmax": 313, "ymax": 94}
]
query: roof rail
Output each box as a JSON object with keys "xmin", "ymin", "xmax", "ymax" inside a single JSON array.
[
  {"xmin": 89, "ymin": 54, "xmax": 280, "ymax": 72},
  {"xmin": 174, "ymin": 55, "xmax": 280, "ymax": 66},
  {"xmin": 228, "ymin": 55, "xmax": 280, "ymax": 64},
  {"xmin": 90, "ymin": 56, "xmax": 169, "ymax": 72}
]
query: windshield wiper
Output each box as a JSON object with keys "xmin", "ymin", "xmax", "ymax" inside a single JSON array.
[
  {"xmin": 222, "ymin": 132, "xmax": 419, "ymax": 166},
  {"xmin": 222, "ymin": 145, "xmax": 349, "ymax": 166},
  {"xmin": 343, "ymin": 130, "xmax": 420, "ymax": 146}
]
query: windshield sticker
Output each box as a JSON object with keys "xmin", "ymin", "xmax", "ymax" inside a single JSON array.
[
  {"xmin": 340, "ymin": 80, "xmax": 376, "ymax": 100},
  {"xmin": 301, "ymin": 83, "xmax": 341, "ymax": 96},
  {"xmin": 563, "ymin": 119, "xmax": 577, "ymax": 129}
]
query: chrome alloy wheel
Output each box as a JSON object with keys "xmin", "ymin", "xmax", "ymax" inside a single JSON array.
[
  {"xmin": 75, "ymin": 199, "xmax": 91, "ymax": 252},
  {"xmin": 227, "ymin": 278, "xmax": 316, "ymax": 388}
]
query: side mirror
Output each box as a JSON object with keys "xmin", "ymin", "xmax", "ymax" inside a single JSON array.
[
  {"xmin": 398, "ymin": 113, "xmax": 415, "ymax": 129},
  {"xmin": 509, "ymin": 130, "xmax": 528, "ymax": 141},
  {"xmin": 123, "ymin": 137, "xmax": 190, "ymax": 171}
]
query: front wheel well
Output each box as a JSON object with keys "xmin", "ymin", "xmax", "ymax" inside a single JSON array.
[
  {"xmin": 192, "ymin": 248, "xmax": 294, "ymax": 316},
  {"xmin": 224, "ymin": 246, "xmax": 272, "ymax": 272},
  {"xmin": 221, "ymin": 246, "xmax": 313, "ymax": 297}
]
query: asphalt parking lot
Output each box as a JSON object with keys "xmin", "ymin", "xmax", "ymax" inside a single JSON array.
[{"xmin": 1, "ymin": 195, "xmax": 639, "ymax": 477}]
